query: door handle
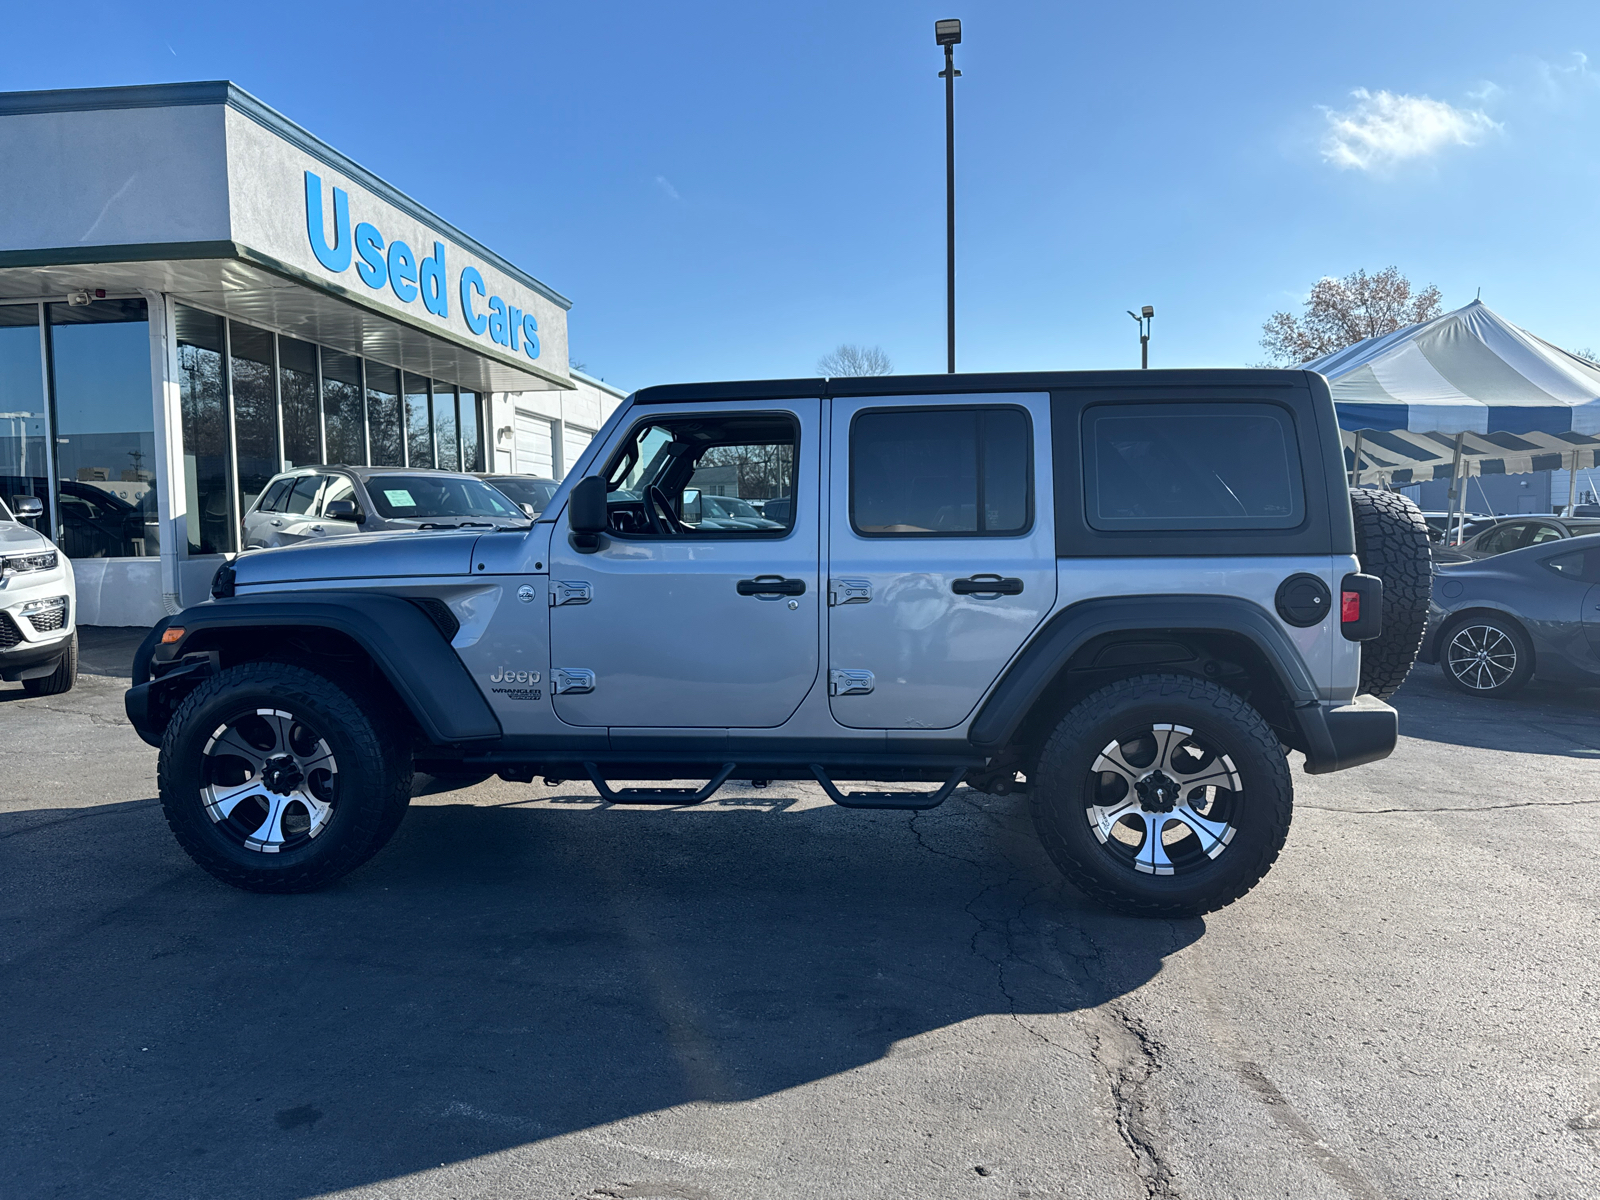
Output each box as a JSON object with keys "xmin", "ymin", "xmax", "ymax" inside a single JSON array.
[
  {"xmin": 952, "ymin": 575, "xmax": 1024, "ymax": 595},
  {"xmin": 270, "ymin": 519, "xmax": 284, "ymax": 527},
  {"xmin": 737, "ymin": 575, "xmax": 806, "ymax": 597},
  {"xmin": 310, "ymin": 525, "xmax": 324, "ymax": 534}
]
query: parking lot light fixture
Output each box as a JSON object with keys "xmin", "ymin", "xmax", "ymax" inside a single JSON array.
[{"xmin": 1127, "ymin": 305, "xmax": 1154, "ymax": 368}]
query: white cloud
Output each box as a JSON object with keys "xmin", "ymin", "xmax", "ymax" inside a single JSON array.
[
  {"xmin": 1320, "ymin": 88, "xmax": 1499, "ymax": 171},
  {"xmin": 653, "ymin": 175, "xmax": 681, "ymax": 201}
]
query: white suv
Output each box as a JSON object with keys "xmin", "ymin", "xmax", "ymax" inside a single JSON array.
[{"xmin": 1, "ymin": 495, "xmax": 77, "ymax": 695}]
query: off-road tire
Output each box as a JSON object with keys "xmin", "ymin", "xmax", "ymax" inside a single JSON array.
[
  {"xmin": 158, "ymin": 661, "xmax": 412, "ymax": 893},
  {"xmin": 1031, "ymin": 673, "xmax": 1293, "ymax": 917},
  {"xmin": 22, "ymin": 631, "xmax": 77, "ymax": 696},
  {"xmin": 1350, "ymin": 487, "xmax": 1432, "ymax": 700},
  {"xmin": 1438, "ymin": 612, "xmax": 1534, "ymax": 698}
]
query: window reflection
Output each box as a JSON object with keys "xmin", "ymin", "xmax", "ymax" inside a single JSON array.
[
  {"xmin": 0, "ymin": 305, "xmax": 49, "ymax": 534},
  {"xmin": 52, "ymin": 299, "xmax": 160, "ymax": 558},
  {"xmin": 279, "ymin": 337, "xmax": 321, "ymax": 469},
  {"xmin": 433, "ymin": 381, "xmax": 459, "ymax": 472},
  {"xmin": 405, "ymin": 373, "xmax": 432, "ymax": 468},
  {"xmin": 322, "ymin": 348, "xmax": 365, "ymax": 466},
  {"xmin": 231, "ymin": 322, "xmax": 278, "ymax": 520},
  {"xmin": 367, "ymin": 364, "xmax": 404, "ymax": 466},
  {"xmin": 173, "ymin": 304, "xmax": 231, "ymax": 554},
  {"xmin": 460, "ymin": 391, "xmax": 482, "ymax": 471}
]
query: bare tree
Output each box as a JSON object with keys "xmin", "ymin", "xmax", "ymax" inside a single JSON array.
[
  {"xmin": 1260, "ymin": 267, "xmax": 1443, "ymax": 365},
  {"xmin": 818, "ymin": 344, "xmax": 892, "ymax": 377},
  {"xmin": 1567, "ymin": 346, "xmax": 1600, "ymax": 367}
]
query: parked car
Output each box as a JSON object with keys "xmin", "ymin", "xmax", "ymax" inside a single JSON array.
[
  {"xmin": 0, "ymin": 493, "xmax": 77, "ymax": 694},
  {"xmin": 1422, "ymin": 532, "xmax": 1600, "ymax": 696},
  {"xmin": 1431, "ymin": 515, "xmax": 1600, "ymax": 564},
  {"xmin": 680, "ymin": 490, "xmax": 786, "ymax": 530},
  {"xmin": 242, "ymin": 466, "xmax": 529, "ymax": 549},
  {"xmin": 1416, "ymin": 511, "xmax": 1492, "ymax": 545},
  {"xmin": 131, "ymin": 367, "xmax": 1432, "ymax": 918},
  {"xmin": 481, "ymin": 474, "xmax": 560, "ymax": 518}
]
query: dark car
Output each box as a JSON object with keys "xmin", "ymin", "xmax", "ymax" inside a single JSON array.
[
  {"xmin": 242, "ymin": 465, "xmax": 528, "ymax": 550},
  {"xmin": 1421, "ymin": 532, "xmax": 1600, "ymax": 696},
  {"xmin": 480, "ymin": 474, "xmax": 560, "ymax": 517},
  {"xmin": 1432, "ymin": 515, "xmax": 1600, "ymax": 564}
]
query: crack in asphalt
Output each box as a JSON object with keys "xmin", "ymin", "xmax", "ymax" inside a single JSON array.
[
  {"xmin": 1303, "ymin": 798, "xmax": 1600, "ymax": 815},
  {"xmin": 1096, "ymin": 1001, "xmax": 1180, "ymax": 1200}
]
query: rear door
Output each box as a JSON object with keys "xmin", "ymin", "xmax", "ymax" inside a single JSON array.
[
  {"xmin": 825, "ymin": 393, "xmax": 1057, "ymax": 730},
  {"xmin": 263, "ymin": 474, "xmax": 326, "ymax": 546}
]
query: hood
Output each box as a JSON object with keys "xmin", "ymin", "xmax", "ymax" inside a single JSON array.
[
  {"xmin": 233, "ymin": 529, "xmax": 485, "ymax": 587},
  {"xmin": 0, "ymin": 521, "xmax": 53, "ymax": 552}
]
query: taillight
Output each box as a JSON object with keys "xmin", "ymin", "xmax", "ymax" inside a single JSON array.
[{"xmin": 1341, "ymin": 591, "xmax": 1361, "ymax": 624}]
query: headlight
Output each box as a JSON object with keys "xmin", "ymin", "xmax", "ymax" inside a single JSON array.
[{"xmin": 1, "ymin": 550, "xmax": 57, "ymax": 578}]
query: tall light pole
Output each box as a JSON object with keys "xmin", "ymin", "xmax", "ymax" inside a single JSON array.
[
  {"xmin": 936, "ymin": 18, "xmax": 961, "ymax": 373},
  {"xmin": 1127, "ymin": 305, "xmax": 1154, "ymax": 368}
]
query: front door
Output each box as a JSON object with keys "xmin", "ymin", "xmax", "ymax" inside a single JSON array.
[
  {"xmin": 826, "ymin": 394, "xmax": 1058, "ymax": 730},
  {"xmin": 547, "ymin": 400, "xmax": 820, "ymax": 728}
]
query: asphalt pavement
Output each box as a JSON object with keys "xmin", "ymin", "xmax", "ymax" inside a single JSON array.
[{"xmin": 2, "ymin": 630, "xmax": 1596, "ymax": 1200}]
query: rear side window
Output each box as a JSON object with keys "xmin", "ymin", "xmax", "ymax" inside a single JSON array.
[
  {"xmin": 850, "ymin": 407, "xmax": 1031, "ymax": 536},
  {"xmin": 256, "ymin": 478, "xmax": 292, "ymax": 513},
  {"xmin": 1083, "ymin": 402, "xmax": 1304, "ymax": 530}
]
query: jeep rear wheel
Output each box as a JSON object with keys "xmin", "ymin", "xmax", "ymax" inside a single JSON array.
[
  {"xmin": 1031, "ymin": 673, "xmax": 1292, "ymax": 917},
  {"xmin": 158, "ymin": 662, "xmax": 412, "ymax": 893}
]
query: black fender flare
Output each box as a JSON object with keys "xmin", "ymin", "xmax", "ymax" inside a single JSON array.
[
  {"xmin": 967, "ymin": 594, "xmax": 1320, "ymax": 752},
  {"xmin": 127, "ymin": 592, "xmax": 501, "ymax": 746}
]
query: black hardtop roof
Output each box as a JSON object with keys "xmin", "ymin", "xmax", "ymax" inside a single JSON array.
[{"xmin": 633, "ymin": 367, "xmax": 1321, "ymax": 405}]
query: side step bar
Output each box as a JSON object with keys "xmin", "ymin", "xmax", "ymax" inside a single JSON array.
[
  {"xmin": 583, "ymin": 762, "xmax": 737, "ymax": 805},
  {"xmin": 807, "ymin": 765, "xmax": 964, "ymax": 811}
]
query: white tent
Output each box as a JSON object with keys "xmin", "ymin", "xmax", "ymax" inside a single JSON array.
[{"xmin": 1303, "ymin": 301, "xmax": 1600, "ymax": 505}]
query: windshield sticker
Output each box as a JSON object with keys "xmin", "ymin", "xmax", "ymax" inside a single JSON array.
[{"xmin": 384, "ymin": 489, "xmax": 416, "ymax": 507}]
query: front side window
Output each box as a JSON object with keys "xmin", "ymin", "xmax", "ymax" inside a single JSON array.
[
  {"xmin": 851, "ymin": 406, "xmax": 1030, "ymax": 536},
  {"xmin": 601, "ymin": 413, "xmax": 797, "ymax": 537},
  {"xmin": 318, "ymin": 475, "xmax": 356, "ymax": 514},
  {"xmin": 1084, "ymin": 402, "xmax": 1303, "ymax": 531},
  {"xmin": 283, "ymin": 474, "xmax": 322, "ymax": 515}
]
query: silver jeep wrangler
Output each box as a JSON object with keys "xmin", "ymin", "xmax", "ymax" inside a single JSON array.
[{"xmin": 127, "ymin": 369, "xmax": 1430, "ymax": 916}]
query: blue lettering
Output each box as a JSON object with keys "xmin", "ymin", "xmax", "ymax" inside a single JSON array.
[
  {"xmin": 354, "ymin": 222, "xmax": 386, "ymax": 289},
  {"xmin": 420, "ymin": 242, "xmax": 448, "ymax": 318},
  {"xmin": 304, "ymin": 172, "xmax": 351, "ymax": 273},
  {"xmin": 486, "ymin": 296, "xmax": 509, "ymax": 346},
  {"xmin": 460, "ymin": 268, "xmax": 488, "ymax": 335},
  {"xmin": 507, "ymin": 305, "xmax": 523, "ymax": 351},
  {"xmin": 522, "ymin": 314, "xmax": 540, "ymax": 359},
  {"xmin": 388, "ymin": 241, "xmax": 418, "ymax": 303}
]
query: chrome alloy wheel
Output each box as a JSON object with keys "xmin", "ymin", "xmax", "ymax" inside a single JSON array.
[
  {"xmin": 200, "ymin": 709, "xmax": 338, "ymax": 853},
  {"xmin": 1086, "ymin": 723, "xmax": 1241, "ymax": 877},
  {"xmin": 1445, "ymin": 624, "xmax": 1518, "ymax": 691}
]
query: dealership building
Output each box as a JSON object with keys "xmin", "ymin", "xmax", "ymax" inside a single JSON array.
[{"xmin": 0, "ymin": 82, "xmax": 623, "ymax": 626}]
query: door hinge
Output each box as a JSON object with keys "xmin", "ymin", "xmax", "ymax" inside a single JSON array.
[
  {"xmin": 828, "ymin": 578, "xmax": 872, "ymax": 606},
  {"xmin": 829, "ymin": 668, "xmax": 875, "ymax": 696},
  {"xmin": 549, "ymin": 580, "xmax": 592, "ymax": 606},
  {"xmin": 550, "ymin": 668, "xmax": 596, "ymax": 694}
]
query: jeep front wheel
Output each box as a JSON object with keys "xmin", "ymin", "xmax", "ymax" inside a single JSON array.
[
  {"xmin": 158, "ymin": 662, "xmax": 412, "ymax": 893},
  {"xmin": 1031, "ymin": 674, "xmax": 1292, "ymax": 917}
]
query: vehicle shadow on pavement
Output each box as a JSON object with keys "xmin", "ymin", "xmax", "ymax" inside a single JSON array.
[
  {"xmin": 0, "ymin": 784, "xmax": 1201, "ymax": 1200},
  {"xmin": 1394, "ymin": 664, "xmax": 1600, "ymax": 756}
]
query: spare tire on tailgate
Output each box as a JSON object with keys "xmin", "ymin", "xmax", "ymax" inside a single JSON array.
[{"xmin": 1349, "ymin": 487, "xmax": 1432, "ymax": 700}]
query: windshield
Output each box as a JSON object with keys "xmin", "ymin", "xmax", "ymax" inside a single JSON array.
[
  {"xmin": 486, "ymin": 477, "xmax": 559, "ymax": 513},
  {"xmin": 365, "ymin": 475, "xmax": 524, "ymax": 521}
]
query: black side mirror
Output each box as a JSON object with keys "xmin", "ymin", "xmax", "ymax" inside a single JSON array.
[
  {"xmin": 324, "ymin": 499, "xmax": 362, "ymax": 522},
  {"xmin": 568, "ymin": 476, "xmax": 608, "ymax": 552},
  {"xmin": 11, "ymin": 496, "xmax": 43, "ymax": 520}
]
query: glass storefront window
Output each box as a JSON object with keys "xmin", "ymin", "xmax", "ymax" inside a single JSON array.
[
  {"xmin": 460, "ymin": 391, "xmax": 482, "ymax": 471},
  {"xmin": 322, "ymin": 348, "xmax": 365, "ymax": 466},
  {"xmin": 433, "ymin": 381, "xmax": 460, "ymax": 471},
  {"xmin": 367, "ymin": 364, "xmax": 404, "ymax": 466},
  {"xmin": 52, "ymin": 299, "xmax": 159, "ymax": 559},
  {"xmin": 230, "ymin": 322, "xmax": 278, "ymax": 521},
  {"xmin": 405, "ymin": 373, "xmax": 433, "ymax": 468},
  {"xmin": 173, "ymin": 304, "xmax": 231, "ymax": 554},
  {"xmin": 280, "ymin": 336, "xmax": 321, "ymax": 469},
  {"xmin": 0, "ymin": 305, "xmax": 49, "ymax": 533}
]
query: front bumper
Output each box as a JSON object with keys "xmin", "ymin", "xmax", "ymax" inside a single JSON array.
[
  {"xmin": 0, "ymin": 630, "xmax": 72, "ymax": 680},
  {"xmin": 1295, "ymin": 694, "xmax": 1398, "ymax": 775}
]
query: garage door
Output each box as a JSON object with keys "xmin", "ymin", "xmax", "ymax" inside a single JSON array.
[
  {"xmin": 514, "ymin": 411, "xmax": 554, "ymax": 477},
  {"xmin": 563, "ymin": 425, "xmax": 595, "ymax": 477}
]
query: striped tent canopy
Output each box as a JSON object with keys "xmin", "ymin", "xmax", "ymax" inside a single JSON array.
[{"xmin": 1303, "ymin": 300, "xmax": 1600, "ymax": 485}]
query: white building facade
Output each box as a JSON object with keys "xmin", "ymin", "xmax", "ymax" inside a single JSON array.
[{"xmin": 0, "ymin": 82, "xmax": 623, "ymax": 626}]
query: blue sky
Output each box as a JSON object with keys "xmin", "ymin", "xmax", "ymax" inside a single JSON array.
[{"xmin": 4, "ymin": 1, "xmax": 1599, "ymax": 389}]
